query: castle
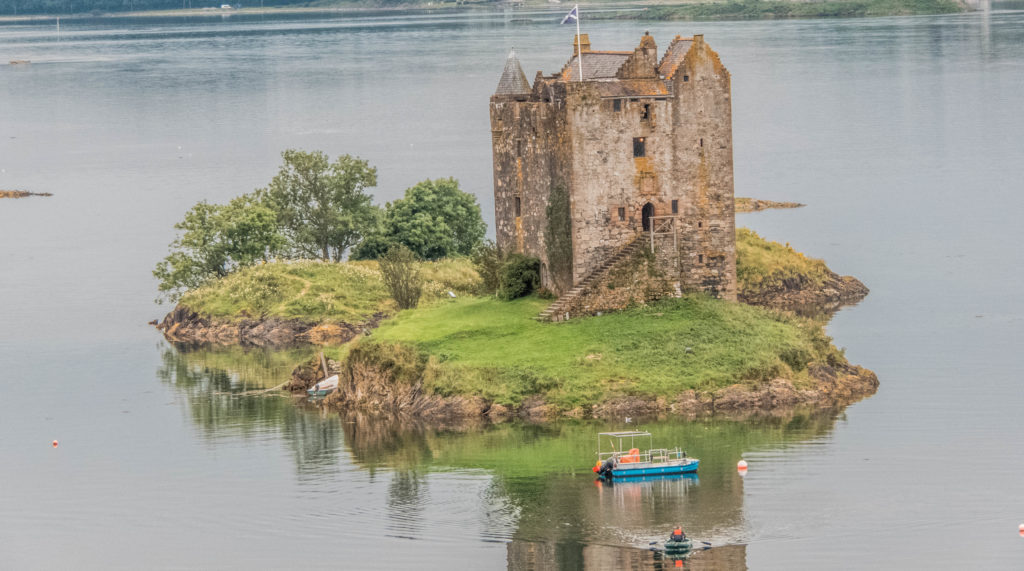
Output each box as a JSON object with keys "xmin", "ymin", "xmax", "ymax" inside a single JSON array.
[{"xmin": 489, "ymin": 33, "xmax": 737, "ymax": 302}]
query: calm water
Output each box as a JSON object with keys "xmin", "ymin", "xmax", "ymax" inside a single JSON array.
[{"xmin": 2, "ymin": 8, "xmax": 1024, "ymax": 569}]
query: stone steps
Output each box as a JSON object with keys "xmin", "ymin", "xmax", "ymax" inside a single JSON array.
[{"xmin": 536, "ymin": 236, "xmax": 644, "ymax": 322}]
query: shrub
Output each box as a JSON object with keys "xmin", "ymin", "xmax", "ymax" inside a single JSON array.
[
  {"xmin": 497, "ymin": 254, "xmax": 540, "ymax": 301},
  {"xmin": 470, "ymin": 240, "xmax": 506, "ymax": 296},
  {"xmin": 379, "ymin": 245, "xmax": 423, "ymax": 310}
]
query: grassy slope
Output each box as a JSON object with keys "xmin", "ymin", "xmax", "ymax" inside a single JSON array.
[
  {"xmin": 178, "ymin": 229, "xmax": 840, "ymax": 322},
  {"xmin": 369, "ymin": 294, "xmax": 840, "ymax": 408},
  {"xmin": 736, "ymin": 228, "xmax": 832, "ymax": 295},
  {"xmin": 178, "ymin": 258, "xmax": 481, "ymax": 323}
]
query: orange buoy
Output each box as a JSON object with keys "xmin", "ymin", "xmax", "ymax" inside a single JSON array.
[
  {"xmin": 737, "ymin": 459, "xmax": 748, "ymax": 470},
  {"xmin": 675, "ymin": 559, "xmax": 683, "ymax": 567},
  {"xmin": 1019, "ymin": 523, "xmax": 1024, "ymax": 533},
  {"xmin": 52, "ymin": 440, "xmax": 58, "ymax": 448}
]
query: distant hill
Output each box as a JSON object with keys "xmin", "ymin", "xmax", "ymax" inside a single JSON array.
[{"xmin": 0, "ymin": 0, "xmax": 447, "ymax": 17}]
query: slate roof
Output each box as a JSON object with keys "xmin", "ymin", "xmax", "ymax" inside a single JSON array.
[
  {"xmin": 658, "ymin": 37, "xmax": 693, "ymax": 80},
  {"xmin": 560, "ymin": 52, "xmax": 631, "ymax": 82},
  {"xmin": 495, "ymin": 49, "xmax": 532, "ymax": 96}
]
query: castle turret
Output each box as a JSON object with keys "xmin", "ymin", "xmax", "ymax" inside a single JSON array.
[{"xmin": 494, "ymin": 49, "xmax": 532, "ymax": 99}]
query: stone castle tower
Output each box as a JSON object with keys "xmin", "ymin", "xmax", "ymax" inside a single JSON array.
[{"xmin": 489, "ymin": 33, "xmax": 737, "ymax": 301}]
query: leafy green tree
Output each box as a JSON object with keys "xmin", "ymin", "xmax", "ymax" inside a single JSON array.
[
  {"xmin": 378, "ymin": 244, "xmax": 423, "ymax": 310},
  {"xmin": 154, "ymin": 194, "xmax": 284, "ymax": 302},
  {"xmin": 352, "ymin": 178, "xmax": 485, "ymax": 261},
  {"xmin": 260, "ymin": 149, "xmax": 379, "ymax": 262}
]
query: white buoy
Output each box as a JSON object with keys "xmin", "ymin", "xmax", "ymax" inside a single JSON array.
[
  {"xmin": 737, "ymin": 459, "xmax": 748, "ymax": 470},
  {"xmin": 1019, "ymin": 523, "xmax": 1024, "ymax": 533}
]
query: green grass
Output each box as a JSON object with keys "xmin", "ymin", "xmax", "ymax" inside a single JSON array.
[
  {"xmin": 600, "ymin": 0, "xmax": 964, "ymax": 20},
  {"xmin": 179, "ymin": 258, "xmax": 482, "ymax": 323},
  {"xmin": 736, "ymin": 228, "xmax": 832, "ymax": 296},
  {"xmin": 364, "ymin": 294, "xmax": 842, "ymax": 409}
]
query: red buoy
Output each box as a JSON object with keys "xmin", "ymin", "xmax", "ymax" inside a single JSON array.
[
  {"xmin": 737, "ymin": 459, "xmax": 748, "ymax": 470},
  {"xmin": 52, "ymin": 440, "xmax": 58, "ymax": 448}
]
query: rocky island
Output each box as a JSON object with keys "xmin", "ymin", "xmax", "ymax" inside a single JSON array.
[{"xmin": 154, "ymin": 33, "xmax": 875, "ymax": 422}]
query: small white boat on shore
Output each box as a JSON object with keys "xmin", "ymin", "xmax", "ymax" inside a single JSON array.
[{"xmin": 307, "ymin": 374, "xmax": 339, "ymax": 397}]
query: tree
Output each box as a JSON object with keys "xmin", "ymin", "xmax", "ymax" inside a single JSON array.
[
  {"xmin": 352, "ymin": 177, "xmax": 486, "ymax": 261},
  {"xmin": 260, "ymin": 149, "xmax": 379, "ymax": 262},
  {"xmin": 153, "ymin": 194, "xmax": 284, "ymax": 302},
  {"xmin": 378, "ymin": 244, "xmax": 423, "ymax": 310}
]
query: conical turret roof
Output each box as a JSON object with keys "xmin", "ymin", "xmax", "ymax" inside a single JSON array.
[{"xmin": 495, "ymin": 49, "xmax": 532, "ymax": 96}]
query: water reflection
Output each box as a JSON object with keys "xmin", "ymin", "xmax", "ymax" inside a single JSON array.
[
  {"xmin": 158, "ymin": 341, "xmax": 851, "ymax": 568},
  {"xmin": 156, "ymin": 342, "xmax": 345, "ymax": 476}
]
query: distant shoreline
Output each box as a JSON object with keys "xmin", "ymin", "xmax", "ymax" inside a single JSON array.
[{"xmin": 0, "ymin": 0, "xmax": 969, "ymax": 25}]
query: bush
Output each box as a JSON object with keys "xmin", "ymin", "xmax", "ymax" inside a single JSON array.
[
  {"xmin": 497, "ymin": 254, "xmax": 540, "ymax": 301},
  {"xmin": 379, "ymin": 245, "xmax": 423, "ymax": 310},
  {"xmin": 470, "ymin": 240, "xmax": 506, "ymax": 296}
]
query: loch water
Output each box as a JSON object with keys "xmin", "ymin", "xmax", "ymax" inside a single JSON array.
[{"xmin": 2, "ymin": 8, "xmax": 1024, "ymax": 569}]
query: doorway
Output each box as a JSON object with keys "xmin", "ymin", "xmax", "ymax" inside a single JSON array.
[{"xmin": 642, "ymin": 202, "xmax": 655, "ymax": 232}]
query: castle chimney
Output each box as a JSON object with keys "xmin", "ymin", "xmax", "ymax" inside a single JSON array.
[
  {"xmin": 693, "ymin": 34, "xmax": 704, "ymax": 48},
  {"xmin": 573, "ymin": 34, "xmax": 591, "ymax": 55},
  {"xmin": 639, "ymin": 31, "xmax": 657, "ymax": 62}
]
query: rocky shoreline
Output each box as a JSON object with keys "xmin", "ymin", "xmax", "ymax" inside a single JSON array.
[
  {"xmin": 734, "ymin": 197, "xmax": 805, "ymax": 212},
  {"xmin": 154, "ymin": 304, "xmax": 384, "ymax": 346},
  {"xmin": 0, "ymin": 190, "xmax": 52, "ymax": 199},
  {"xmin": 740, "ymin": 268, "xmax": 869, "ymax": 310},
  {"xmin": 287, "ymin": 351, "xmax": 878, "ymax": 422}
]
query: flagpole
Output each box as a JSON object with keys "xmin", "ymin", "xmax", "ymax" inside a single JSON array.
[{"xmin": 575, "ymin": 4, "xmax": 583, "ymax": 82}]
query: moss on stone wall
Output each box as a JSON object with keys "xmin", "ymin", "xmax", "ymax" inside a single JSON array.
[{"xmin": 545, "ymin": 184, "xmax": 573, "ymax": 293}]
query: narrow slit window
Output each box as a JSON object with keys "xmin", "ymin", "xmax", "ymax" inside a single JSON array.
[
  {"xmin": 698, "ymin": 221, "xmax": 703, "ymax": 228},
  {"xmin": 617, "ymin": 207, "xmax": 626, "ymax": 221},
  {"xmin": 514, "ymin": 196, "xmax": 521, "ymax": 217},
  {"xmin": 641, "ymin": 103, "xmax": 650, "ymax": 120},
  {"xmin": 698, "ymin": 254, "xmax": 704, "ymax": 264},
  {"xmin": 613, "ymin": 99, "xmax": 622, "ymax": 112},
  {"xmin": 699, "ymin": 138, "xmax": 703, "ymax": 147},
  {"xmin": 671, "ymin": 199, "xmax": 678, "ymax": 214},
  {"xmin": 633, "ymin": 137, "xmax": 646, "ymax": 158}
]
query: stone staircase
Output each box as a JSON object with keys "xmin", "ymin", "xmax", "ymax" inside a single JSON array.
[{"xmin": 536, "ymin": 236, "xmax": 645, "ymax": 322}]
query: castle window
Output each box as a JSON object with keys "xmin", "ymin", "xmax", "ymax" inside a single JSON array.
[
  {"xmin": 641, "ymin": 104, "xmax": 650, "ymax": 120},
  {"xmin": 683, "ymin": 75, "xmax": 689, "ymax": 82},
  {"xmin": 699, "ymin": 138, "xmax": 703, "ymax": 147},
  {"xmin": 671, "ymin": 200, "xmax": 678, "ymax": 214},
  {"xmin": 698, "ymin": 221, "xmax": 703, "ymax": 228},
  {"xmin": 515, "ymin": 196, "xmax": 521, "ymax": 217},
  {"xmin": 633, "ymin": 137, "xmax": 646, "ymax": 158},
  {"xmin": 698, "ymin": 254, "xmax": 704, "ymax": 264},
  {"xmin": 517, "ymin": 139, "xmax": 523, "ymax": 156},
  {"xmin": 613, "ymin": 99, "xmax": 622, "ymax": 112},
  {"xmin": 617, "ymin": 207, "xmax": 625, "ymax": 221}
]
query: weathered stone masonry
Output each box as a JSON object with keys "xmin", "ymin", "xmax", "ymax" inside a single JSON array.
[{"xmin": 490, "ymin": 33, "xmax": 737, "ymax": 300}]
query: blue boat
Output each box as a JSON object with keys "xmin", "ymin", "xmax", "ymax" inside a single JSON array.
[{"xmin": 592, "ymin": 431, "xmax": 699, "ymax": 479}]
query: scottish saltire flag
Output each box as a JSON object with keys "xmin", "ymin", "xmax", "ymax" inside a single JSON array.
[{"xmin": 560, "ymin": 5, "xmax": 579, "ymax": 24}]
